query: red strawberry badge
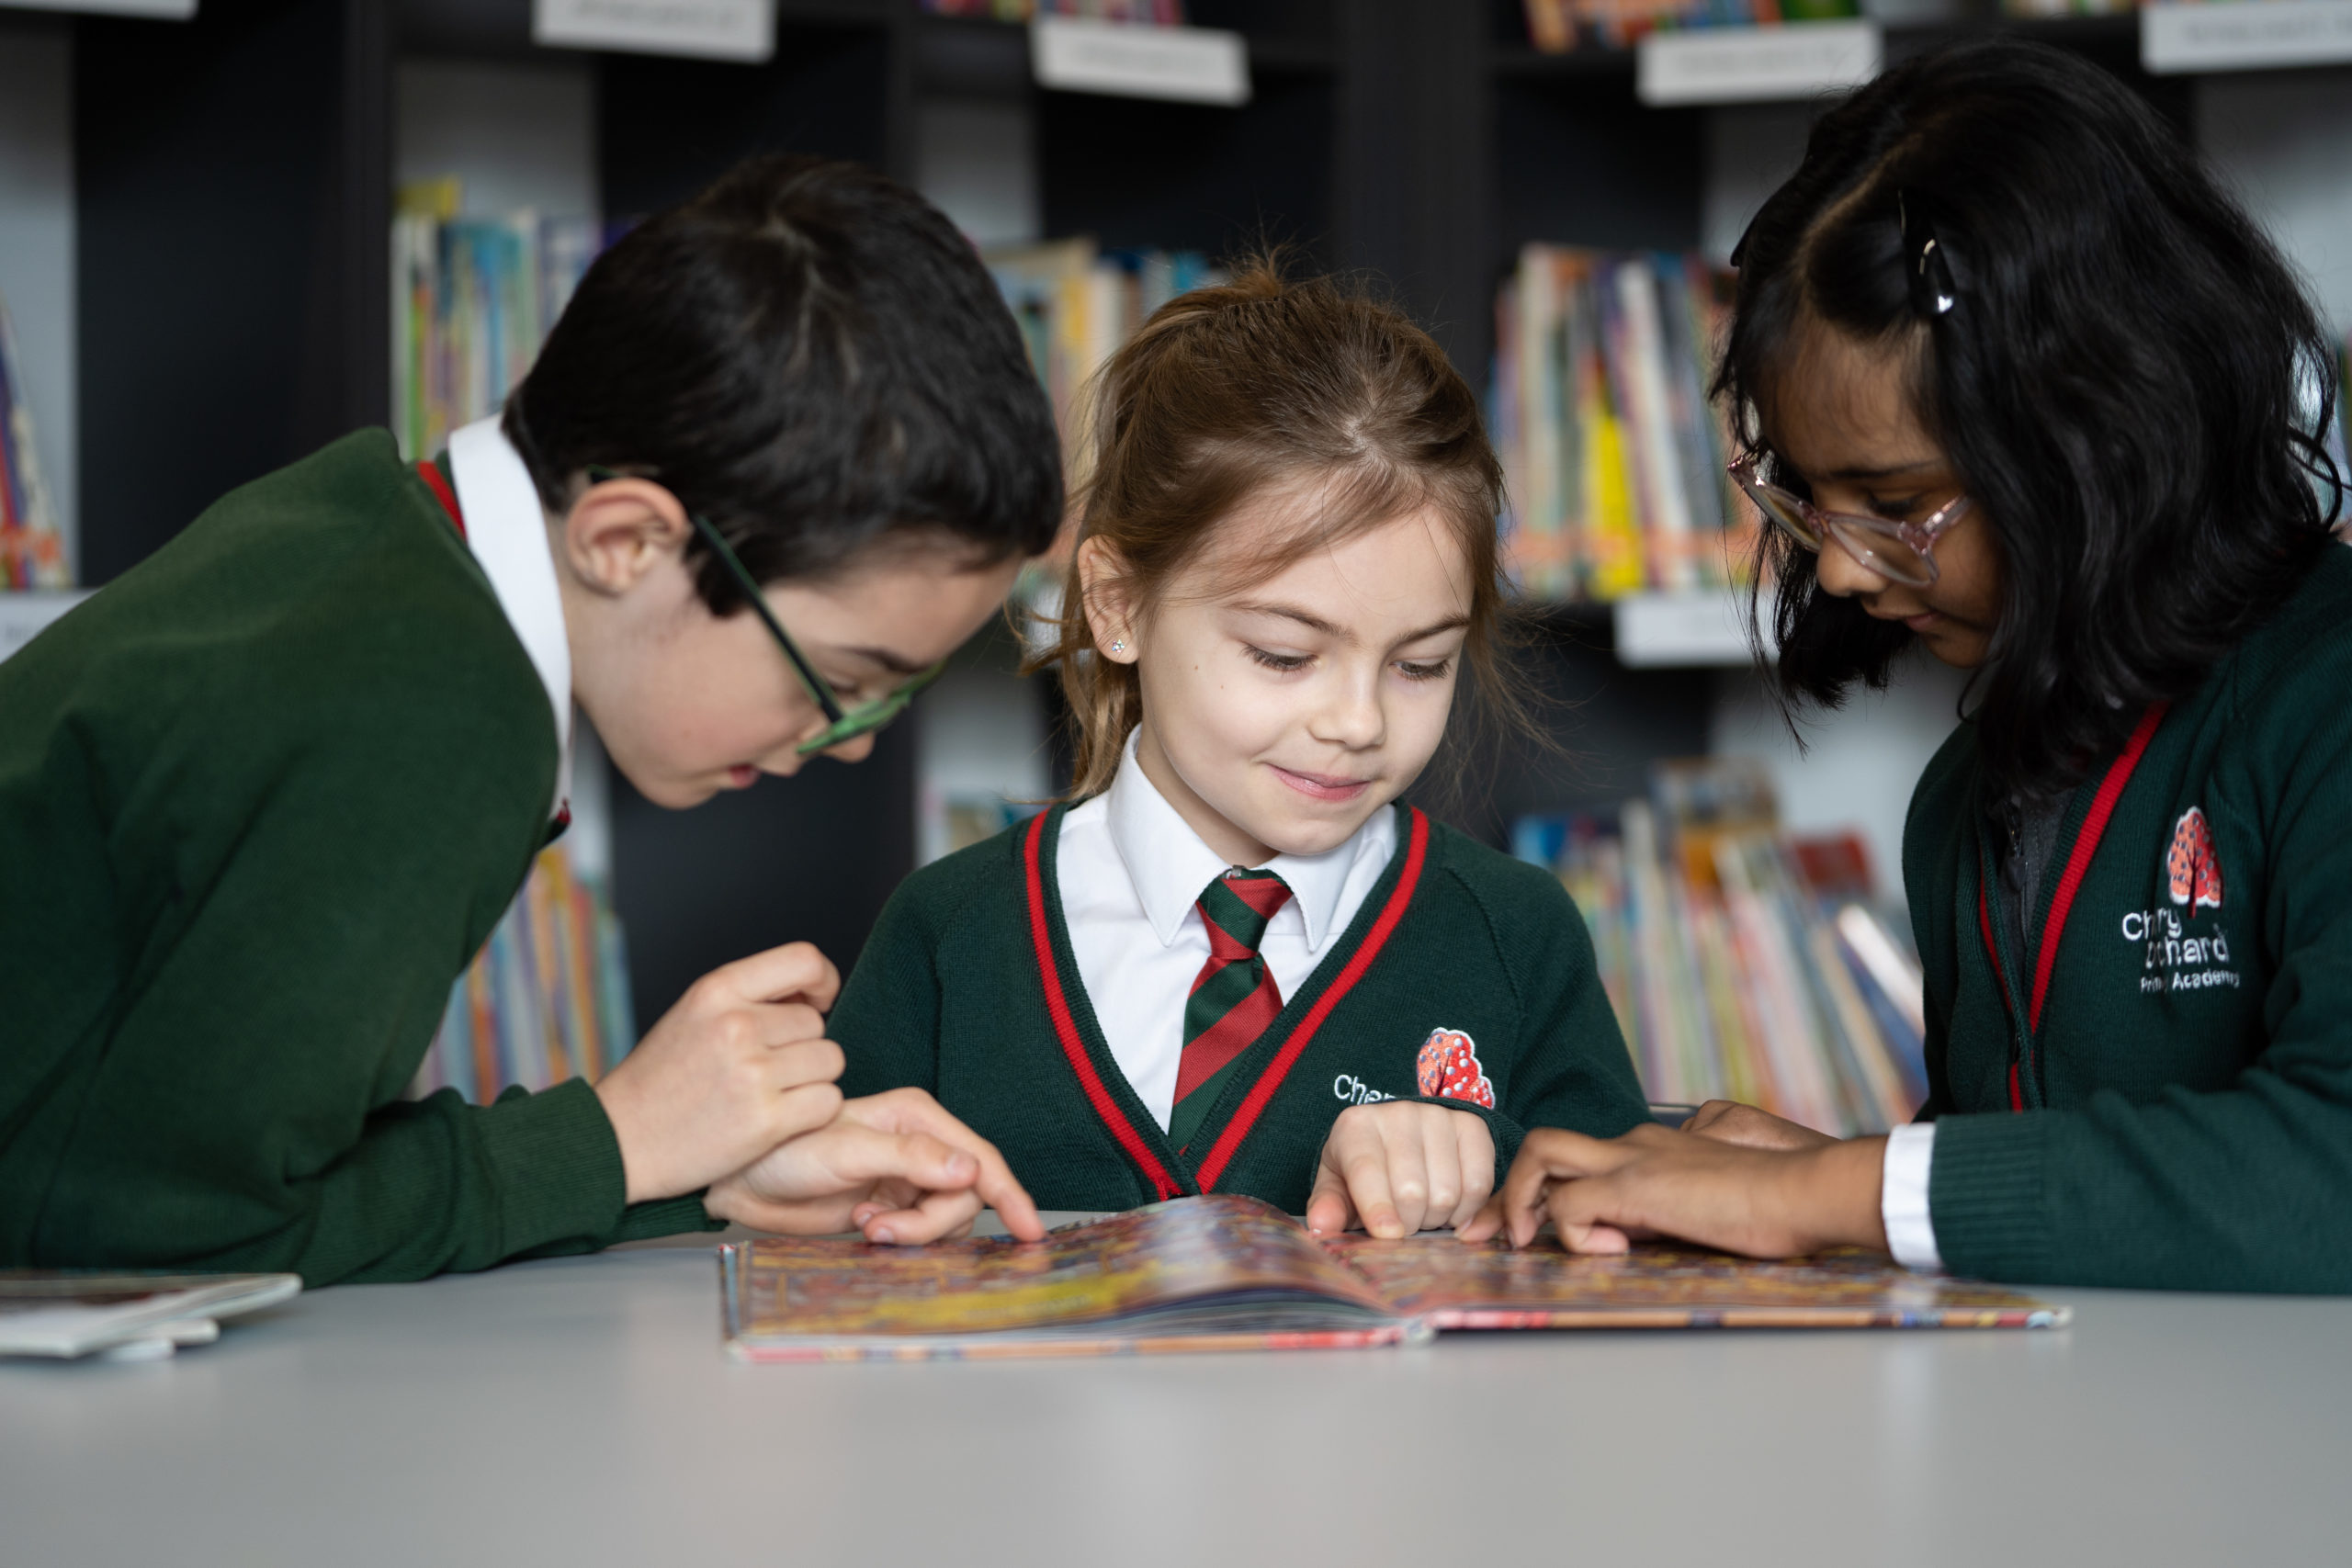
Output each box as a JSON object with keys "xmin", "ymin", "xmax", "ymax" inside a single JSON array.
[
  {"xmin": 2165, "ymin": 807, "xmax": 2222, "ymax": 911},
  {"xmin": 1414, "ymin": 1028, "xmax": 1496, "ymax": 1108}
]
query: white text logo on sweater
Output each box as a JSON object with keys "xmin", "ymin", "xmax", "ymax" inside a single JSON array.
[{"xmin": 2125, "ymin": 807, "xmax": 2238, "ymax": 994}]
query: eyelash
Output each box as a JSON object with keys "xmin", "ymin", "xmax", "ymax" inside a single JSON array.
[{"xmin": 1241, "ymin": 646, "xmax": 1453, "ymax": 682}]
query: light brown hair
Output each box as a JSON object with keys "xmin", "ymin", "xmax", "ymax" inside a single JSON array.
[{"xmin": 1024, "ymin": 258, "xmax": 1541, "ymax": 802}]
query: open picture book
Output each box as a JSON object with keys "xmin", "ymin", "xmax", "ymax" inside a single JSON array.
[{"xmin": 720, "ymin": 1194, "xmax": 2066, "ymax": 1361}]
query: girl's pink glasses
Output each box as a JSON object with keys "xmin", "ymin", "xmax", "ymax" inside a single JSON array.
[{"xmin": 1727, "ymin": 453, "xmax": 1971, "ymax": 587}]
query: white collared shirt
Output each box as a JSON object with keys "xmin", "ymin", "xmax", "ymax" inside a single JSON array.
[
  {"xmin": 1055, "ymin": 731, "xmax": 1398, "ymax": 1131},
  {"xmin": 447, "ymin": 416, "xmax": 572, "ymax": 821}
]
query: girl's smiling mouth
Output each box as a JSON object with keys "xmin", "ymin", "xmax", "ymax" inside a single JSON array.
[{"xmin": 1267, "ymin": 763, "xmax": 1373, "ymax": 802}]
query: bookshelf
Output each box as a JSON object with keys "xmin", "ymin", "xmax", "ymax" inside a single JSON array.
[{"xmin": 2, "ymin": 0, "xmax": 2346, "ymax": 1035}]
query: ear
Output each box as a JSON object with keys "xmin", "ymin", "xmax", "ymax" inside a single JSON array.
[
  {"xmin": 1076, "ymin": 536, "xmax": 1140, "ymax": 664},
  {"xmin": 558, "ymin": 476, "xmax": 695, "ymax": 599}
]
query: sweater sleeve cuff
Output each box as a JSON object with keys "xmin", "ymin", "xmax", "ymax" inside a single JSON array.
[
  {"xmin": 477, "ymin": 1077, "xmax": 628, "ymax": 1256},
  {"xmin": 611, "ymin": 1195, "xmax": 725, "ymax": 1243},
  {"xmin": 1880, "ymin": 1122, "xmax": 1942, "ymax": 1270},
  {"xmin": 1925, "ymin": 1111, "xmax": 2052, "ymax": 1280}
]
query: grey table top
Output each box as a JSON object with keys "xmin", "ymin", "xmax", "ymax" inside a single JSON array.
[{"xmin": 5, "ymin": 1219, "xmax": 2346, "ymax": 1568}]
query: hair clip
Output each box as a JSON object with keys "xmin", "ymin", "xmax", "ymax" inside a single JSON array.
[{"xmin": 1898, "ymin": 189, "xmax": 1958, "ymax": 318}]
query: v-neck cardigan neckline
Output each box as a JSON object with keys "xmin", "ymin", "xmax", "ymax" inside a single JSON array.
[
  {"xmin": 1022, "ymin": 799, "xmax": 1432, "ymax": 1200},
  {"xmin": 1972, "ymin": 700, "xmax": 2170, "ymax": 1111}
]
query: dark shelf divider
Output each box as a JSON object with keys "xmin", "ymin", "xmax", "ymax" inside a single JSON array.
[{"xmin": 77, "ymin": 0, "xmax": 390, "ymax": 583}]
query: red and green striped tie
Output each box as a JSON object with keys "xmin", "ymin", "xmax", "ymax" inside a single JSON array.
[{"xmin": 1169, "ymin": 868, "xmax": 1293, "ymax": 1152}]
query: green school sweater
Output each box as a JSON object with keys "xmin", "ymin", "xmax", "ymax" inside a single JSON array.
[
  {"xmin": 0, "ymin": 430, "xmax": 711, "ymax": 1286},
  {"xmin": 831, "ymin": 802, "xmax": 1651, "ymax": 1213},
  {"xmin": 1906, "ymin": 545, "xmax": 2352, "ymax": 1292}
]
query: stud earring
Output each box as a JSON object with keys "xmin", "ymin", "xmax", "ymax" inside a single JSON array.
[{"xmin": 1108, "ymin": 639, "xmax": 1127, "ymax": 655}]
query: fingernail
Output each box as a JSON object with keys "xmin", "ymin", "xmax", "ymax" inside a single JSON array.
[
  {"xmin": 868, "ymin": 1225, "xmax": 894, "ymax": 1245},
  {"xmin": 945, "ymin": 1153, "xmax": 975, "ymax": 1180}
]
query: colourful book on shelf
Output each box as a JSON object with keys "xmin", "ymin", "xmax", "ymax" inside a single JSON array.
[{"xmin": 719, "ymin": 1195, "xmax": 2067, "ymax": 1360}]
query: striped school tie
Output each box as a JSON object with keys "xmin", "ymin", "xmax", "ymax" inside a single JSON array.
[{"xmin": 1169, "ymin": 867, "xmax": 1293, "ymax": 1150}]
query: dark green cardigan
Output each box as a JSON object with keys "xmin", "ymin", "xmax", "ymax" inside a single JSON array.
[
  {"xmin": 1908, "ymin": 545, "xmax": 2352, "ymax": 1292},
  {"xmin": 831, "ymin": 801, "xmax": 1651, "ymax": 1213},
  {"xmin": 0, "ymin": 431, "xmax": 708, "ymax": 1285}
]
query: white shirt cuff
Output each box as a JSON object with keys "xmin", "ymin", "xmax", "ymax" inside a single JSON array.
[{"xmin": 1879, "ymin": 1122, "xmax": 1943, "ymax": 1271}]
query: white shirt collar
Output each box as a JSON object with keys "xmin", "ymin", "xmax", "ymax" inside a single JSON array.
[
  {"xmin": 447, "ymin": 416, "xmax": 572, "ymax": 817},
  {"xmin": 1103, "ymin": 729, "xmax": 1396, "ymax": 953}
]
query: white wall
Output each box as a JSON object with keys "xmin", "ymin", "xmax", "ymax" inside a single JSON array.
[
  {"xmin": 0, "ymin": 23, "xmax": 76, "ymax": 574},
  {"xmin": 915, "ymin": 97, "xmax": 1039, "ymax": 247},
  {"xmin": 394, "ymin": 58, "xmax": 598, "ymax": 220},
  {"xmin": 1702, "ymin": 101, "xmax": 1816, "ymax": 265},
  {"xmin": 914, "ymin": 661, "xmax": 1051, "ymax": 864},
  {"xmin": 1709, "ymin": 651, "xmax": 1970, "ymax": 910},
  {"xmin": 2198, "ymin": 67, "xmax": 2352, "ymax": 337}
]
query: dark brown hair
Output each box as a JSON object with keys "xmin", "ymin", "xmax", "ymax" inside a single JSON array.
[
  {"xmin": 1716, "ymin": 40, "xmax": 2338, "ymax": 800},
  {"xmin": 1025, "ymin": 259, "xmax": 1538, "ymax": 802},
  {"xmin": 509, "ymin": 154, "xmax": 1061, "ymax": 611}
]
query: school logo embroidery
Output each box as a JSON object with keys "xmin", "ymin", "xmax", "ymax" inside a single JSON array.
[
  {"xmin": 2165, "ymin": 807, "xmax": 2222, "ymax": 911},
  {"xmin": 1415, "ymin": 1028, "xmax": 1496, "ymax": 1109},
  {"xmin": 2122, "ymin": 807, "xmax": 2238, "ymax": 996}
]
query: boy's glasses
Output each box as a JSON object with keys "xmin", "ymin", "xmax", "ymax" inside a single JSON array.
[
  {"xmin": 584, "ymin": 468, "xmax": 945, "ymax": 755},
  {"xmin": 1726, "ymin": 453, "xmax": 1972, "ymax": 587}
]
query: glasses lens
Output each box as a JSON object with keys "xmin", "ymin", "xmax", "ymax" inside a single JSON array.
[
  {"xmin": 1740, "ymin": 479, "xmax": 1822, "ymax": 549},
  {"xmin": 1824, "ymin": 519, "xmax": 1938, "ymax": 586},
  {"xmin": 791, "ymin": 664, "xmax": 944, "ymax": 755}
]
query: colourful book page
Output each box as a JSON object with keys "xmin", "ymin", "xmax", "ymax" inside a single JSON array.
[
  {"xmin": 1323, "ymin": 1235, "xmax": 2068, "ymax": 1330},
  {"xmin": 725, "ymin": 1195, "xmax": 1407, "ymax": 1360}
]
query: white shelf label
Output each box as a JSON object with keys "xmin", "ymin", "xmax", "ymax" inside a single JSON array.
[
  {"xmin": 533, "ymin": 0, "xmax": 774, "ymax": 63},
  {"xmin": 1031, "ymin": 17, "xmax": 1250, "ymax": 107},
  {"xmin": 1614, "ymin": 589, "xmax": 1761, "ymax": 669},
  {"xmin": 2143, "ymin": 0, "xmax": 2352, "ymax": 73},
  {"xmin": 1636, "ymin": 21, "xmax": 1881, "ymax": 107}
]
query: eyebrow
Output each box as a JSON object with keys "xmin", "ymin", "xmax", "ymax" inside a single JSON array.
[
  {"xmin": 1229, "ymin": 601, "xmax": 1470, "ymax": 646},
  {"xmin": 1821, "ymin": 458, "xmax": 1944, "ymax": 482}
]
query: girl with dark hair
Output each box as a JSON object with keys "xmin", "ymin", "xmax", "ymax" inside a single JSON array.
[
  {"xmin": 1472, "ymin": 39, "xmax": 2352, "ymax": 1292},
  {"xmin": 830, "ymin": 262, "xmax": 1649, "ymax": 1231},
  {"xmin": 0, "ymin": 156, "xmax": 1055, "ymax": 1284}
]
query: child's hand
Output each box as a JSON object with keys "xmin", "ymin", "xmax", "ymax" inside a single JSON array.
[
  {"xmin": 1457, "ymin": 1124, "xmax": 1888, "ymax": 1258},
  {"xmin": 705, "ymin": 1089, "xmax": 1046, "ymax": 1244},
  {"xmin": 1679, "ymin": 1100, "xmax": 1838, "ymax": 1152},
  {"xmin": 1305, "ymin": 1102, "xmax": 1495, "ymax": 1239},
  {"xmin": 594, "ymin": 942, "xmax": 846, "ymax": 1204}
]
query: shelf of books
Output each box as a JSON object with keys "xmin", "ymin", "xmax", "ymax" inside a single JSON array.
[
  {"xmin": 1491, "ymin": 243, "xmax": 1765, "ymax": 663},
  {"xmin": 390, "ymin": 176, "xmax": 638, "ymax": 1102},
  {"xmin": 985, "ymin": 236, "xmax": 1226, "ymax": 592},
  {"xmin": 1517, "ymin": 757, "xmax": 1928, "ymax": 1135}
]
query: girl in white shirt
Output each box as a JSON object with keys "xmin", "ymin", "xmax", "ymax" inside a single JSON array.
[{"xmin": 829, "ymin": 262, "xmax": 1648, "ymax": 1235}]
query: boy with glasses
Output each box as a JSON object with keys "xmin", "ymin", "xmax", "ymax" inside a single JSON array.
[{"xmin": 0, "ymin": 156, "xmax": 1055, "ymax": 1284}]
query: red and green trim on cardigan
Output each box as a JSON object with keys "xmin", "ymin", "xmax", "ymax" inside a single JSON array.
[
  {"xmin": 1021, "ymin": 805, "xmax": 1432, "ymax": 1201},
  {"xmin": 1975, "ymin": 701, "xmax": 2167, "ymax": 1111}
]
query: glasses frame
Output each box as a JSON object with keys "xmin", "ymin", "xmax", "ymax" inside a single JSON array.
[
  {"xmin": 583, "ymin": 467, "xmax": 945, "ymax": 755},
  {"xmin": 1725, "ymin": 453, "xmax": 1972, "ymax": 588}
]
